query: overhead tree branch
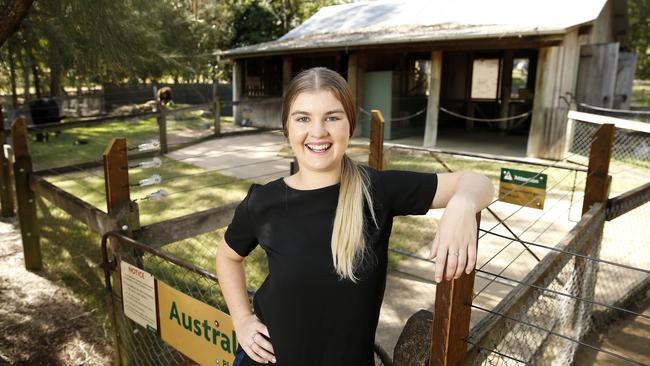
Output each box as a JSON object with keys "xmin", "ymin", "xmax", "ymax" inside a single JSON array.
[{"xmin": 0, "ymin": 0, "xmax": 34, "ymax": 48}]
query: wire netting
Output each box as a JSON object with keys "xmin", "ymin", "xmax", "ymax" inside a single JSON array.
[
  {"xmin": 465, "ymin": 116, "xmax": 650, "ymax": 365},
  {"xmin": 468, "ymin": 206, "xmax": 605, "ymax": 365},
  {"xmin": 109, "ymin": 241, "xmax": 234, "ymax": 366},
  {"xmin": 107, "ymin": 235, "xmax": 392, "ymax": 366}
]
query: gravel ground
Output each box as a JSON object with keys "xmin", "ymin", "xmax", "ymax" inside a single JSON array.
[{"xmin": 0, "ymin": 216, "xmax": 113, "ymax": 365}]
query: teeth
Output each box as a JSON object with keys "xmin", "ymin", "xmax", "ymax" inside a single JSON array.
[{"xmin": 306, "ymin": 143, "xmax": 332, "ymax": 151}]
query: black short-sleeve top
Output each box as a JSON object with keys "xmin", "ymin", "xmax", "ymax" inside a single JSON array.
[{"xmin": 224, "ymin": 166, "xmax": 437, "ymax": 366}]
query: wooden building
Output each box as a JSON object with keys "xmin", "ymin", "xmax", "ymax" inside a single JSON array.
[{"xmin": 220, "ymin": 0, "xmax": 634, "ymax": 159}]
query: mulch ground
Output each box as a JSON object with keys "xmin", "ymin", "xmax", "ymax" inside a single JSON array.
[{"xmin": 0, "ymin": 217, "xmax": 113, "ymax": 365}]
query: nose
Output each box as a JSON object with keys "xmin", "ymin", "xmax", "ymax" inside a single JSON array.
[{"xmin": 308, "ymin": 119, "xmax": 328, "ymax": 138}]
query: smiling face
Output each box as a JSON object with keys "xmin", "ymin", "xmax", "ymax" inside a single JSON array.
[{"xmin": 286, "ymin": 89, "xmax": 351, "ymax": 175}]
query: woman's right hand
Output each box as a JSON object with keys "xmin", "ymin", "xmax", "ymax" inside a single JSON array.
[{"xmin": 234, "ymin": 313, "xmax": 276, "ymax": 364}]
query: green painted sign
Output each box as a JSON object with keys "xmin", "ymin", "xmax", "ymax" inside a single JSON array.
[{"xmin": 498, "ymin": 168, "xmax": 547, "ymax": 209}]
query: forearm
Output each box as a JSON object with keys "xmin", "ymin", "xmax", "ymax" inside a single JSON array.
[
  {"xmin": 216, "ymin": 245, "xmax": 253, "ymax": 325},
  {"xmin": 450, "ymin": 172, "xmax": 494, "ymax": 212}
]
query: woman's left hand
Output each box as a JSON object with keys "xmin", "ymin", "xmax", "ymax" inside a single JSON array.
[{"xmin": 427, "ymin": 195, "xmax": 478, "ymax": 283}]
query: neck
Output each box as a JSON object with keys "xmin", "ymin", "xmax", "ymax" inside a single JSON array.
[{"xmin": 290, "ymin": 162, "xmax": 342, "ymax": 190}]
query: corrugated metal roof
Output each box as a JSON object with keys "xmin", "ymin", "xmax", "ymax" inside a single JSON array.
[{"xmin": 221, "ymin": 0, "xmax": 608, "ymax": 58}]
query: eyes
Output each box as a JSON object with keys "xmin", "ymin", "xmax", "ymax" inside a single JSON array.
[{"xmin": 295, "ymin": 115, "xmax": 341, "ymax": 123}]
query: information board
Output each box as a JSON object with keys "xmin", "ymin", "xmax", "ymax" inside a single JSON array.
[
  {"xmin": 120, "ymin": 261, "xmax": 158, "ymax": 332},
  {"xmin": 498, "ymin": 168, "xmax": 547, "ymax": 210}
]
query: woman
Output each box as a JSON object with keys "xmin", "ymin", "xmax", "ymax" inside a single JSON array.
[{"xmin": 216, "ymin": 67, "xmax": 494, "ymax": 366}]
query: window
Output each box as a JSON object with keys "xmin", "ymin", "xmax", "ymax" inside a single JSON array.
[{"xmin": 511, "ymin": 58, "xmax": 530, "ymax": 99}]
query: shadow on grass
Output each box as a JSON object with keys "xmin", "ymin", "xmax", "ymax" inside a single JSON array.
[{"xmin": 36, "ymin": 197, "xmax": 109, "ymax": 328}]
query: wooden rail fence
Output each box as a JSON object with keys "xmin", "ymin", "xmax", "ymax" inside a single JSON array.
[{"xmin": 4, "ymin": 104, "xmax": 647, "ymax": 365}]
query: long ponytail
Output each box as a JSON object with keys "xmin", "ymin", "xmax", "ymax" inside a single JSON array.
[{"xmin": 331, "ymin": 154, "xmax": 378, "ymax": 283}]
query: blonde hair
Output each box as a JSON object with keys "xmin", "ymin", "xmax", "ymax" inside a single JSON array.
[{"xmin": 282, "ymin": 67, "xmax": 378, "ymax": 283}]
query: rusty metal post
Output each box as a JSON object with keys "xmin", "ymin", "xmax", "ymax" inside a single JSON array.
[
  {"xmin": 369, "ymin": 110, "xmax": 385, "ymax": 170},
  {"xmin": 1, "ymin": 107, "xmax": 16, "ymax": 217},
  {"xmin": 11, "ymin": 117, "xmax": 42, "ymax": 270},
  {"xmin": 429, "ymin": 212, "xmax": 482, "ymax": 366}
]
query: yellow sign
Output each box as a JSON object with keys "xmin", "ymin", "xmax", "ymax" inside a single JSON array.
[
  {"xmin": 157, "ymin": 281, "xmax": 238, "ymax": 366},
  {"xmin": 498, "ymin": 168, "xmax": 547, "ymax": 210}
]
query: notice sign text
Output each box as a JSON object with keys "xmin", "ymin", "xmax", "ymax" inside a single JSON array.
[{"xmin": 120, "ymin": 261, "xmax": 158, "ymax": 332}]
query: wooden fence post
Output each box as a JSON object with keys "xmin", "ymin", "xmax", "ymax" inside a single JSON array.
[
  {"xmin": 156, "ymin": 103, "xmax": 168, "ymax": 155},
  {"xmin": 102, "ymin": 137, "xmax": 142, "ymax": 366},
  {"xmin": 290, "ymin": 157, "xmax": 299, "ymax": 175},
  {"xmin": 429, "ymin": 212, "xmax": 482, "ymax": 366},
  {"xmin": 213, "ymin": 82, "xmax": 221, "ymax": 137},
  {"xmin": 574, "ymin": 123, "xmax": 614, "ymax": 319},
  {"xmin": 11, "ymin": 117, "xmax": 42, "ymax": 270},
  {"xmin": 1, "ymin": 107, "xmax": 16, "ymax": 217},
  {"xmin": 582, "ymin": 123, "xmax": 614, "ymax": 215},
  {"xmin": 103, "ymin": 137, "xmax": 141, "ymax": 278},
  {"xmin": 103, "ymin": 137, "xmax": 140, "ymax": 233},
  {"xmin": 369, "ymin": 110, "xmax": 385, "ymax": 170}
]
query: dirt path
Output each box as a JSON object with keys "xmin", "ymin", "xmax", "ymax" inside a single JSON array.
[
  {"xmin": 574, "ymin": 294, "xmax": 650, "ymax": 365},
  {"xmin": 0, "ymin": 217, "xmax": 113, "ymax": 365}
]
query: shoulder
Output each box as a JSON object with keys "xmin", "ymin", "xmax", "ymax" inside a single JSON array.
[
  {"xmin": 241, "ymin": 177, "xmax": 285, "ymax": 217},
  {"xmin": 359, "ymin": 165, "xmax": 437, "ymax": 188}
]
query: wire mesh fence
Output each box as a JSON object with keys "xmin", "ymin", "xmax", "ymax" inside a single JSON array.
[
  {"xmin": 462, "ymin": 115, "xmax": 650, "ymax": 365},
  {"xmin": 102, "ymin": 233, "xmax": 393, "ymax": 366},
  {"xmin": 467, "ymin": 205, "xmax": 606, "ymax": 365},
  {"xmin": 103, "ymin": 234, "xmax": 235, "ymax": 366}
]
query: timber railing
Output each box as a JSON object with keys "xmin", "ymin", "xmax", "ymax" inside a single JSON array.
[
  {"xmin": 4, "ymin": 106, "xmax": 649, "ymax": 365},
  {"xmin": 382, "ymin": 110, "xmax": 650, "ymax": 365}
]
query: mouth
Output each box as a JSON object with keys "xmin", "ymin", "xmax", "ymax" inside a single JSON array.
[{"xmin": 305, "ymin": 142, "xmax": 333, "ymax": 153}]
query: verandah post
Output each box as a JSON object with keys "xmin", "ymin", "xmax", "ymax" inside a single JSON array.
[
  {"xmin": 10, "ymin": 116, "xmax": 42, "ymax": 270},
  {"xmin": 429, "ymin": 212, "xmax": 482, "ymax": 366}
]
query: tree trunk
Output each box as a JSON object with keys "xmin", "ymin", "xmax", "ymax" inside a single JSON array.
[
  {"xmin": 48, "ymin": 50, "xmax": 62, "ymax": 98},
  {"xmin": 30, "ymin": 49, "xmax": 41, "ymax": 98},
  {"xmin": 22, "ymin": 43, "xmax": 31, "ymax": 104},
  {"xmin": 8, "ymin": 41, "xmax": 19, "ymax": 108},
  {"xmin": 0, "ymin": 0, "xmax": 34, "ymax": 48}
]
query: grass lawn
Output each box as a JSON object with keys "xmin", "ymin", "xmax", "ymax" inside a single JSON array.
[
  {"xmin": 28, "ymin": 114, "xmax": 232, "ymax": 171},
  {"xmin": 632, "ymin": 81, "xmax": 650, "ymax": 107}
]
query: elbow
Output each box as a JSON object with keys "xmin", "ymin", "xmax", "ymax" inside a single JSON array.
[
  {"xmin": 479, "ymin": 173, "xmax": 495, "ymax": 209},
  {"xmin": 463, "ymin": 171, "xmax": 494, "ymax": 210}
]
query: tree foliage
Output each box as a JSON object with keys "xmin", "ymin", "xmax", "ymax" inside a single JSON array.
[
  {"xmin": 0, "ymin": 0, "xmax": 347, "ymax": 97},
  {"xmin": 629, "ymin": 0, "xmax": 650, "ymax": 79}
]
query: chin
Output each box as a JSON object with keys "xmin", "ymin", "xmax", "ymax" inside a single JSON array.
[{"xmin": 299, "ymin": 154, "xmax": 343, "ymax": 173}]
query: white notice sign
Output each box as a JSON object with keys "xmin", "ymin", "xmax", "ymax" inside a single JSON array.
[{"xmin": 120, "ymin": 261, "xmax": 158, "ymax": 331}]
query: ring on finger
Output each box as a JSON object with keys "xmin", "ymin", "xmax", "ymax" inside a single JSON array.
[{"xmin": 448, "ymin": 252, "xmax": 459, "ymax": 257}]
